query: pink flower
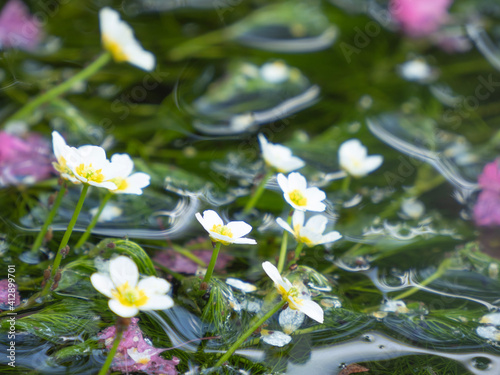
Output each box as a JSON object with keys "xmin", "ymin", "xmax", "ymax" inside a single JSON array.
[
  {"xmin": 98, "ymin": 318, "xmax": 179, "ymax": 375},
  {"xmin": 390, "ymin": 0, "xmax": 453, "ymax": 38},
  {"xmin": 0, "ymin": 0, "xmax": 42, "ymax": 51},
  {"xmin": 474, "ymin": 190, "xmax": 500, "ymax": 227},
  {"xmin": 0, "ymin": 279, "xmax": 21, "ymax": 310},
  {"xmin": 0, "ymin": 131, "xmax": 54, "ymax": 186},
  {"xmin": 477, "ymin": 160, "xmax": 500, "ymax": 193}
]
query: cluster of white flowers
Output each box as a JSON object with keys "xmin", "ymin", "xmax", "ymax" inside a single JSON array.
[{"xmin": 52, "ymin": 131, "xmax": 150, "ymax": 195}]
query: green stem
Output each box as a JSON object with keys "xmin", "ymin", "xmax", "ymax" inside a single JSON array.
[
  {"xmin": 277, "ymin": 210, "xmax": 293, "ymax": 273},
  {"xmin": 74, "ymin": 191, "xmax": 113, "ymax": 249},
  {"xmin": 29, "ymin": 183, "xmax": 67, "ymax": 254},
  {"xmin": 341, "ymin": 175, "xmax": 351, "ymax": 192},
  {"xmin": 214, "ymin": 299, "xmax": 286, "ymax": 367},
  {"xmin": 392, "ymin": 259, "xmax": 452, "ymax": 301},
  {"xmin": 98, "ymin": 326, "xmax": 123, "ymax": 375},
  {"xmin": 5, "ymin": 52, "xmax": 111, "ymax": 123},
  {"xmin": 293, "ymin": 243, "xmax": 305, "ymax": 262},
  {"xmin": 243, "ymin": 169, "xmax": 274, "ymax": 214},
  {"xmin": 203, "ymin": 242, "xmax": 222, "ymax": 284},
  {"xmin": 41, "ymin": 184, "xmax": 90, "ymax": 296},
  {"xmin": 171, "ymin": 244, "xmax": 207, "ymax": 268}
]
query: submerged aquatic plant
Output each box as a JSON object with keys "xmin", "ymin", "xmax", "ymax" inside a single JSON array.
[{"xmin": 91, "ymin": 255, "xmax": 174, "ymax": 318}]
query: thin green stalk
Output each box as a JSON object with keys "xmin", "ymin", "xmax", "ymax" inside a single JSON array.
[
  {"xmin": 5, "ymin": 52, "xmax": 111, "ymax": 123},
  {"xmin": 214, "ymin": 299, "xmax": 286, "ymax": 367},
  {"xmin": 41, "ymin": 184, "xmax": 89, "ymax": 296},
  {"xmin": 277, "ymin": 210, "xmax": 293, "ymax": 273},
  {"xmin": 29, "ymin": 183, "xmax": 67, "ymax": 254},
  {"xmin": 171, "ymin": 244, "xmax": 207, "ymax": 268},
  {"xmin": 293, "ymin": 243, "xmax": 305, "ymax": 262},
  {"xmin": 243, "ymin": 169, "xmax": 274, "ymax": 214},
  {"xmin": 341, "ymin": 175, "xmax": 351, "ymax": 192},
  {"xmin": 98, "ymin": 326, "xmax": 123, "ymax": 375},
  {"xmin": 74, "ymin": 191, "xmax": 113, "ymax": 249},
  {"xmin": 169, "ymin": 28, "xmax": 231, "ymax": 61},
  {"xmin": 203, "ymin": 242, "xmax": 222, "ymax": 284}
]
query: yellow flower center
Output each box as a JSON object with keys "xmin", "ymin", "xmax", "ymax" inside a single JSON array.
[
  {"xmin": 111, "ymin": 281, "xmax": 149, "ymax": 307},
  {"xmin": 289, "ymin": 189, "xmax": 307, "ymax": 207},
  {"xmin": 75, "ymin": 163, "xmax": 105, "ymax": 183},
  {"xmin": 210, "ymin": 224, "xmax": 233, "ymax": 245},
  {"xmin": 53, "ymin": 157, "xmax": 76, "ymax": 180},
  {"xmin": 102, "ymin": 36, "xmax": 128, "ymax": 62},
  {"xmin": 111, "ymin": 177, "xmax": 128, "ymax": 191}
]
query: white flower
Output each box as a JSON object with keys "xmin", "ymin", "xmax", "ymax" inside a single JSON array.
[
  {"xmin": 276, "ymin": 210, "xmax": 341, "ymax": 247},
  {"xmin": 52, "ymin": 131, "xmax": 118, "ymax": 189},
  {"xmin": 398, "ymin": 58, "xmax": 437, "ymax": 83},
  {"xmin": 108, "ymin": 154, "xmax": 151, "ymax": 195},
  {"xmin": 262, "ymin": 261, "xmax": 324, "ymax": 324},
  {"xmin": 90, "ymin": 256, "xmax": 174, "ymax": 318},
  {"xmin": 258, "ymin": 134, "xmax": 305, "ymax": 173},
  {"xmin": 52, "ymin": 131, "xmax": 81, "ymax": 183},
  {"xmin": 277, "ymin": 172, "xmax": 326, "ymax": 212},
  {"xmin": 195, "ymin": 210, "xmax": 256, "ymax": 245},
  {"xmin": 99, "ymin": 7, "xmax": 155, "ymax": 71},
  {"xmin": 260, "ymin": 61, "xmax": 290, "ymax": 84},
  {"xmin": 338, "ymin": 139, "xmax": 383, "ymax": 178}
]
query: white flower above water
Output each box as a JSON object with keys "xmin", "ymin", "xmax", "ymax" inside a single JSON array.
[
  {"xmin": 52, "ymin": 131, "xmax": 117, "ymax": 189},
  {"xmin": 338, "ymin": 139, "xmax": 383, "ymax": 178},
  {"xmin": 99, "ymin": 7, "xmax": 155, "ymax": 71},
  {"xmin": 262, "ymin": 261, "xmax": 324, "ymax": 324},
  {"xmin": 195, "ymin": 210, "xmax": 256, "ymax": 246},
  {"xmin": 277, "ymin": 172, "xmax": 326, "ymax": 212},
  {"xmin": 91, "ymin": 256, "xmax": 174, "ymax": 318},
  {"xmin": 258, "ymin": 134, "xmax": 305, "ymax": 173},
  {"xmin": 226, "ymin": 278, "xmax": 257, "ymax": 293},
  {"xmin": 398, "ymin": 58, "xmax": 437, "ymax": 83},
  {"xmin": 276, "ymin": 210, "xmax": 342, "ymax": 247},
  {"xmin": 109, "ymin": 154, "xmax": 151, "ymax": 195}
]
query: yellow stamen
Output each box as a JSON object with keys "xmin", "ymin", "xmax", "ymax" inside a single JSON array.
[
  {"xmin": 75, "ymin": 163, "xmax": 105, "ymax": 183},
  {"xmin": 111, "ymin": 281, "xmax": 149, "ymax": 307},
  {"xmin": 102, "ymin": 36, "xmax": 128, "ymax": 62},
  {"xmin": 289, "ymin": 189, "xmax": 307, "ymax": 207},
  {"xmin": 210, "ymin": 224, "xmax": 234, "ymax": 245}
]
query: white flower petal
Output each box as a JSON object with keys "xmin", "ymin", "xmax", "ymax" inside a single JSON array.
[
  {"xmin": 109, "ymin": 299, "xmax": 139, "ymax": 317},
  {"xmin": 226, "ymin": 278, "xmax": 257, "ymax": 292},
  {"xmin": 90, "ymin": 273, "xmax": 114, "ymax": 298},
  {"xmin": 139, "ymin": 295, "xmax": 174, "ymax": 311},
  {"xmin": 276, "ymin": 217, "xmax": 294, "ymax": 236},
  {"xmin": 318, "ymin": 231, "xmax": 342, "ymax": 245},
  {"xmin": 226, "ymin": 221, "xmax": 252, "ymax": 238},
  {"xmin": 262, "ymin": 261, "xmax": 283, "ymax": 286},
  {"xmin": 200, "ymin": 210, "xmax": 224, "ymax": 229},
  {"xmin": 110, "ymin": 153, "xmax": 134, "ymax": 177},
  {"xmin": 291, "ymin": 210, "xmax": 305, "ymax": 231},
  {"xmin": 288, "ymin": 172, "xmax": 307, "ymax": 191},
  {"xmin": 109, "ymin": 256, "xmax": 139, "ymax": 288},
  {"xmin": 231, "ymin": 237, "xmax": 257, "ymax": 245},
  {"xmin": 116, "ymin": 172, "xmax": 151, "ymax": 195},
  {"xmin": 304, "ymin": 214, "xmax": 328, "ymax": 234},
  {"xmin": 138, "ymin": 276, "xmax": 171, "ymax": 296},
  {"xmin": 277, "ymin": 173, "xmax": 289, "ymax": 193},
  {"xmin": 298, "ymin": 299, "xmax": 324, "ymax": 324}
]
